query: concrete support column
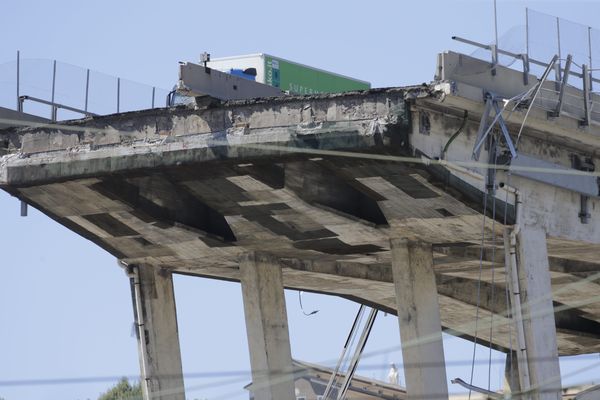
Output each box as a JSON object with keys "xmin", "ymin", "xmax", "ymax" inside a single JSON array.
[
  {"xmin": 516, "ymin": 225, "xmax": 562, "ymax": 399},
  {"xmin": 504, "ymin": 350, "xmax": 521, "ymax": 395},
  {"xmin": 129, "ymin": 264, "xmax": 185, "ymax": 400},
  {"xmin": 390, "ymin": 239, "xmax": 449, "ymax": 400},
  {"xmin": 240, "ymin": 252, "xmax": 295, "ymax": 400}
]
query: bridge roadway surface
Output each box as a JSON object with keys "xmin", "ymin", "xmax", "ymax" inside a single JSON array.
[{"xmin": 1, "ymin": 83, "xmax": 600, "ymax": 357}]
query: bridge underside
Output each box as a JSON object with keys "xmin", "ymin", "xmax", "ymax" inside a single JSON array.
[
  {"xmin": 2, "ymin": 84, "xmax": 600, "ymax": 358},
  {"xmin": 4, "ymin": 150, "xmax": 600, "ymax": 356}
]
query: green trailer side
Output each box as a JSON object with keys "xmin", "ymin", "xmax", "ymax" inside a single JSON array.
[{"xmin": 264, "ymin": 55, "xmax": 370, "ymax": 95}]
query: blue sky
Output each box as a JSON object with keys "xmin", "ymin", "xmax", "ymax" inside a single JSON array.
[{"xmin": 1, "ymin": 1, "xmax": 600, "ymax": 399}]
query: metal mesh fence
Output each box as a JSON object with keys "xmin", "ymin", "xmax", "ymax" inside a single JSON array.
[
  {"xmin": 464, "ymin": 8, "xmax": 600, "ymax": 124},
  {"xmin": 0, "ymin": 56, "xmax": 169, "ymax": 121},
  {"xmin": 472, "ymin": 25, "xmax": 527, "ymax": 68},
  {"xmin": 470, "ymin": 8, "xmax": 600, "ymax": 89}
]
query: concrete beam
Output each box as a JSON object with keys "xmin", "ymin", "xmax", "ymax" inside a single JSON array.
[
  {"xmin": 390, "ymin": 239, "xmax": 449, "ymax": 399},
  {"xmin": 129, "ymin": 265, "xmax": 185, "ymax": 400},
  {"xmin": 0, "ymin": 88, "xmax": 410, "ymax": 187},
  {"xmin": 240, "ymin": 252, "xmax": 295, "ymax": 400},
  {"xmin": 517, "ymin": 225, "xmax": 562, "ymax": 399}
]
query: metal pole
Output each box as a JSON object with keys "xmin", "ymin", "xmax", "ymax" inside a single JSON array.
[
  {"xmin": 491, "ymin": 0, "xmax": 499, "ymax": 76},
  {"xmin": 555, "ymin": 17, "xmax": 562, "ymax": 88},
  {"xmin": 16, "ymin": 50, "xmax": 20, "ymax": 111},
  {"xmin": 491, "ymin": 44, "xmax": 498, "ymax": 76},
  {"xmin": 17, "ymin": 95, "xmax": 97, "ymax": 117},
  {"xmin": 51, "ymin": 60, "xmax": 57, "ymax": 120},
  {"xmin": 588, "ymin": 26, "xmax": 594, "ymax": 90},
  {"xmin": 85, "ymin": 69, "xmax": 90, "ymax": 112},
  {"xmin": 521, "ymin": 53, "xmax": 530, "ymax": 86},
  {"xmin": 525, "ymin": 8, "xmax": 530, "ymax": 61},
  {"xmin": 336, "ymin": 308, "xmax": 377, "ymax": 400},
  {"xmin": 117, "ymin": 77, "xmax": 120, "ymax": 113},
  {"xmin": 552, "ymin": 54, "xmax": 572, "ymax": 118},
  {"xmin": 583, "ymin": 64, "xmax": 591, "ymax": 127},
  {"xmin": 494, "ymin": 0, "xmax": 499, "ymax": 49},
  {"xmin": 151, "ymin": 86, "xmax": 155, "ymax": 108}
]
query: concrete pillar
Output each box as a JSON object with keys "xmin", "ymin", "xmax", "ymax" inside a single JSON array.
[
  {"xmin": 240, "ymin": 252, "xmax": 295, "ymax": 400},
  {"xmin": 129, "ymin": 264, "xmax": 185, "ymax": 400},
  {"xmin": 504, "ymin": 350, "xmax": 521, "ymax": 395},
  {"xmin": 517, "ymin": 224, "xmax": 561, "ymax": 400},
  {"xmin": 390, "ymin": 239, "xmax": 449, "ymax": 400}
]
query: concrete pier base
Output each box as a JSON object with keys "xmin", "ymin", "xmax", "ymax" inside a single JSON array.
[
  {"xmin": 129, "ymin": 264, "xmax": 185, "ymax": 400},
  {"xmin": 390, "ymin": 239, "xmax": 449, "ymax": 400},
  {"xmin": 240, "ymin": 252, "xmax": 295, "ymax": 400}
]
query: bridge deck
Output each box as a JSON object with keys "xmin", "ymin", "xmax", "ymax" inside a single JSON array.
[{"xmin": 1, "ymin": 85, "xmax": 599, "ymax": 356}]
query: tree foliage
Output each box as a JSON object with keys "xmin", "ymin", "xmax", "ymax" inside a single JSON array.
[{"xmin": 98, "ymin": 377, "xmax": 142, "ymax": 400}]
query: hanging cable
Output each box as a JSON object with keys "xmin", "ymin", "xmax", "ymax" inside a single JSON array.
[
  {"xmin": 487, "ymin": 138, "xmax": 500, "ymax": 392},
  {"xmin": 298, "ymin": 291, "xmax": 319, "ymax": 316},
  {"xmin": 442, "ymin": 110, "xmax": 469, "ymax": 159},
  {"xmin": 467, "ymin": 161, "xmax": 491, "ymax": 399}
]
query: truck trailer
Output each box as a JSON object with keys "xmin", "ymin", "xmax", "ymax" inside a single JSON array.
[{"xmin": 206, "ymin": 53, "xmax": 371, "ymax": 95}]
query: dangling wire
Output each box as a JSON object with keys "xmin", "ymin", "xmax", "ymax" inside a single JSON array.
[
  {"xmin": 487, "ymin": 137, "xmax": 500, "ymax": 391},
  {"xmin": 467, "ymin": 148, "xmax": 492, "ymax": 399},
  {"xmin": 299, "ymin": 291, "xmax": 319, "ymax": 316}
]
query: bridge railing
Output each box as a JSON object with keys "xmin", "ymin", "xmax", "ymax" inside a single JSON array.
[
  {"xmin": 0, "ymin": 54, "xmax": 170, "ymax": 122},
  {"xmin": 453, "ymin": 8, "xmax": 600, "ymax": 127}
]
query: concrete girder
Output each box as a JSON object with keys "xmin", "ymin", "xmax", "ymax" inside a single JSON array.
[
  {"xmin": 284, "ymin": 159, "xmax": 388, "ymax": 226},
  {"xmin": 176, "ymin": 258, "xmax": 600, "ymax": 356},
  {"xmin": 436, "ymin": 274, "xmax": 600, "ymax": 341},
  {"xmin": 0, "ymin": 89, "xmax": 410, "ymax": 187}
]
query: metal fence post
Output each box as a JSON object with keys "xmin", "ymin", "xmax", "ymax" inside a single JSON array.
[
  {"xmin": 152, "ymin": 86, "xmax": 156, "ymax": 109},
  {"xmin": 582, "ymin": 64, "xmax": 591, "ymax": 127},
  {"xmin": 493, "ymin": 0, "xmax": 498, "ymax": 76},
  {"xmin": 16, "ymin": 50, "xmax": 20, "ymax": 111},
  {"xmin": 555, "ymin": 17, "xmax": 562, "ymax": 90},
  {"xmin": 588, "ymin": 26, "xmax": 594, "ymax": 90},
  {"xmin": 551, "ymin": 54, "xmax": 572, "ymax": 118},
  {"xmin": 525, "ymin": 8, "xmax": 530, "ymax": 61},
  {"xmin": 85, "ymin": 68, "xmax": 90, "ymax": 113},
  {"xmin": 521, "ymin": 53, "xmax": 530, "ymax": 86},
  {"xmin": 51, "ymin": 60, "xmax": 57, "ymax": 120},
  {"xmin": 117, "ymin": 77, "xmax": 120, "ymax": 113},
  {"xmin": 491, "ymin": 44, "xmax": 498, "ymax": 76}
]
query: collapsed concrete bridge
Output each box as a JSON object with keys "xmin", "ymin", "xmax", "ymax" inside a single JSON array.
[{"xmin": 1, "ymin": 52, "xmax": 600, "ymax": 400}]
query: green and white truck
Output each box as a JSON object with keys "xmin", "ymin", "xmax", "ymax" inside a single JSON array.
[{"xmin": 207, "ymin": 53, "xmax": 371, "ymax": 95}]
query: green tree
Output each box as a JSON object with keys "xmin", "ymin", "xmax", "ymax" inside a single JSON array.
[{"xmin": 98, "ymin": 377, "xmax": 142, "ymax": 400}]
